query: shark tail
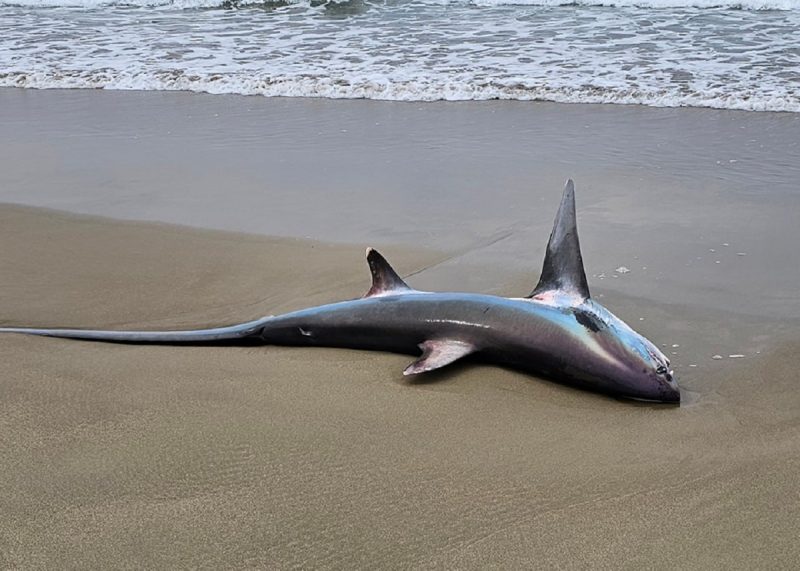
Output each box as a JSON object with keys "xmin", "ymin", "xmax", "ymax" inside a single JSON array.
[{"xmin": 0, "ymin": 316, "xmax": 272, "ymax": 344}]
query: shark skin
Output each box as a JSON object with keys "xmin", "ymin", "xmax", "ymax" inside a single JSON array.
[{"xmin": 0, "ymin": 180, "xmax": 679, "ymax": 403}]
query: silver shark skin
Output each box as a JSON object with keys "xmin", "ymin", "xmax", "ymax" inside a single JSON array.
[{"xmin": 0, "ymin": 181, "xmax": 679, "ymax": 403}]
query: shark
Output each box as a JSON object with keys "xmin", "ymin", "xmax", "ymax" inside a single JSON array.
[{"xmin": 0, "ymin": 180, "xmax": 679, "ymax": 403}]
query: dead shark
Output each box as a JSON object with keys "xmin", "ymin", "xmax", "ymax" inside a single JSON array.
[{"xmin": 0, "ymin": 180, "xmax": 679, "ymax": 403}]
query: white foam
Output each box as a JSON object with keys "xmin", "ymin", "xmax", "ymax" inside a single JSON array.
[
  {"xmin": 2, "ymin": 0, "xmax": 798, "ymax": 9},
  {"xmin": 5, "ymin": 71, "xmax": 797, "ymax": 112},
  {"xmin": 2, "ymin": 0, "xmax": 799, "ymax": 8},
  {"xmin": 1, "ymin": 0, "xmax": 798, "ymax": 111},
  {"xmin": 1, "ymin": 0, "xmax": 293, "ymax": 7},
  {"xmin": 464, "ymin": 0, "xmax": 800, "ymax": 10}
]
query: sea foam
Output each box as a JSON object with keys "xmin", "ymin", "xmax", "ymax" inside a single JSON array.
[
  {"xmin": 4, "ymin": 0, "xmax": 800, "ymax": 8},
  {"xmin": 1, "ymin": 0, "xmax": 798, "ymax": 111}
]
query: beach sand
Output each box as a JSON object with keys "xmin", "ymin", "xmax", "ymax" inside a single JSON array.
[{"xmin": 1, "ymin": 89, "xmax": 799, "ymax": 568}]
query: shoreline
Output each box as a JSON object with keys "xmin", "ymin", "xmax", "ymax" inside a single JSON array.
[{"xmin": 6, "ymin": 86, "xmax": 800, "ymax": 116}]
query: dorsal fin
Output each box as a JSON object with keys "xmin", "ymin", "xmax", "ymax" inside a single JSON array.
[
  {"xmin": 364, "ymin": 248, "xmax": 413, "ymax": 297},
  {"xmin": 528, "ymin": 179, "xmax": 590, "ymax": 302}
]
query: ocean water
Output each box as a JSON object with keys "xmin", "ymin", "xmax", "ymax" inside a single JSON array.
[{"xmin": 1, "ymin": 0, "xmax": 798, "ymax": 111}]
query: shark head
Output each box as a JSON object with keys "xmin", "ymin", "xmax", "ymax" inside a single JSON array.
[
  {"xmin": 567, "ymin": 301, "xmax": 680, "ymax": 403},
  {"xmin": 528, "ymin": 180, "xmax": 680, "ymax": 404}
]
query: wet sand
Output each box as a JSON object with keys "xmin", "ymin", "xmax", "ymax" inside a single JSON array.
[{"xmin": 1, "ymin": 89, "xmax": 800, "ymax": 568}]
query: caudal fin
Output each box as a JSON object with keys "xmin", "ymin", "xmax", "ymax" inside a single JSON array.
[{"xmin": 0, "ymin": 316, "xmax": 272, "ymax": 344}]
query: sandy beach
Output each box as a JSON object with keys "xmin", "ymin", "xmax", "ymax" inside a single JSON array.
[{"xmin": 1, "ymin": 89, "xmax": 800, "ymax": 568}]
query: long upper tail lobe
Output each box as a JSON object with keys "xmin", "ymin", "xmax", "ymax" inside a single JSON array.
[{"xmin": 0, "ymin": 316, "xmax": 272, "ymax": 344}]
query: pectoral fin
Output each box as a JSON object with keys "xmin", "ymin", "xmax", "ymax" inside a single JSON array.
[{"xmin": 403, "ymin": 340, "xmax": 475, "ymax": 375}]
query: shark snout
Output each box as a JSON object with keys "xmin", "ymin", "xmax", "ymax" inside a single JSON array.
[
  {"xmin": 628, "ymin": 375, "xmax": 680, "ymax": 404},
  {"xmin": 623, "ymin": 362, "xmax": 680, "ymax": 403},
  {"xmin": 659, "ymin": 371, "xmax": 681, "ymax": 403}
]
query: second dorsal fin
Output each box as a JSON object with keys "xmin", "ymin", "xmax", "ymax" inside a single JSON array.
[
  {"xmin": 364, "ymin": 248, "xmax": 413, "ymax": 297},
  {"xmin": 528, "ymin": 179, "xmax": 591, "ymax": 302}
]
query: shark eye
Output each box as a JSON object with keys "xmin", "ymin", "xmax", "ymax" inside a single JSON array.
[{"xmin": 656, "ymin": 365, "xmax": 667, "ymax": 375}]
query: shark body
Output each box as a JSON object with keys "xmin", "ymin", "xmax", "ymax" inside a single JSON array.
[{"xmin": 0, "ymin": 181, "xmax": 679, "ymax": 403}]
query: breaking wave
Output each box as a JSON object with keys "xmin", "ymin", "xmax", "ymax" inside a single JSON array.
[
  {"xmin": 2, "ymin": 0, "xmax": 799, "ymax": 8},
  {"xmin": 3, "ymin": 71, "xmax": 798, "ymax": 112},
  {"xmin": 2, "ymin": 0, "xmax": 798, "ymax": 112},
  {"xmin": 460, "ymin": 0, "xmax": 800, "ymax": 10}
]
